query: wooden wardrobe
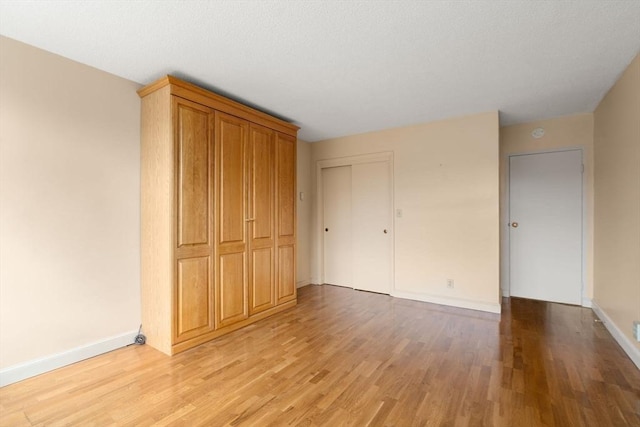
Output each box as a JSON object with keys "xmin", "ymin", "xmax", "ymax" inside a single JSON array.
[{"xmin": 138, "ymin": 76, "xmax": 298, "ymax": 355}]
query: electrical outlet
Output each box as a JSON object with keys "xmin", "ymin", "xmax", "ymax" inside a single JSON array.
[
  {"xmin": 447, "ymin": 279, "xmax": 454, "ymax": 289},
  {"xmin": 634, "ymin": 321, "xmax": 640, "ymax": 342}
]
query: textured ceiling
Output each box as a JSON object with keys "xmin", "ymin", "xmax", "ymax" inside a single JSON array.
[{"xmin": 1, "ymin": 1, "xmax": 639, "ymax": 142}]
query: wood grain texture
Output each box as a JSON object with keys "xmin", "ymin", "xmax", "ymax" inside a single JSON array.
[
  {"xmin": 276, "ymin": 132, "xmax": 296, "ymax": 304},
  {"xmin": 140, "ymin": 85, "xmax": 173, "ymax": 355},
  {"xmin": 251, "ymin": 248, "xmax": 274, "ymax": 314},
  {"xmin": 278, "ymin": 245, "xmax": 296, "ymax": 303},
  {"xmin": 217, "ymin": 112, "xmax": 247, "ymax": 245},
  {"xmin": 172, "ymin": 98, "xmax": 216, "ymax": 346},
  {"xmin": 175, "ymin": 99, "xmax": 211, "ymax": 247},
  {"xmin": 175, "ymin": 256, "xmax": 213, "ymax": 342},
  {"xmin": 1, "ymin": 286, "xmax": 637, "ymax": 426},
  {"xmin": 276, "ymin": 132, "xmax": 296, "ymax": 239},
  {"xmin": 250, "ymin": 124, "xmax": 275, "ymax": 241},
  {"xmin": 249, "ymin": 124, "xmax": 276, "ymax": 315},
  {"xmin": 218, "ymin": 252, "xmax": 248, "ymax": 327},
  {"xmin": 215, "ymin": 112, "xmax": 249, "ymax": 329}
]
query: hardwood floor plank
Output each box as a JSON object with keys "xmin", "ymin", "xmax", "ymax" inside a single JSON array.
[{"xmin": 1, "ymin": 285, "xmax": 639, "ymax": 426}]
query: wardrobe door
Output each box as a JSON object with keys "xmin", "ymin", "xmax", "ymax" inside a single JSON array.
[
  {"xmin": 248, "ymin": 124, "xmax": 276, "ymax": 315},
  {"xmin": 275, "ymin": 132, "xmax": 296, "ymax": 304},
  {"xmin": 173, "ymin": 97, "xmax": 215, "ymax": 343},
  {"xmin": 215, "ymin": 112, "xmax": 249, "ymax": 328}
]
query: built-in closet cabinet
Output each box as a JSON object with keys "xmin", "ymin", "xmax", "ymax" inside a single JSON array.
[{"xmin": 139, "ymin": 76, "xmax": 298, "ymax": 356}]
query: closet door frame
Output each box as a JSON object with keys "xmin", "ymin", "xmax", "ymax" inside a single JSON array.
[{"xmin": 315, "ymin": 152, "xmax": 394, "ymax": 291}]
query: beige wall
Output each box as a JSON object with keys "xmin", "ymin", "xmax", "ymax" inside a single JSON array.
[
  {"xmin": 0, "ymin": 37, "xmax": 142, "ymax": 369},
  {"xmin": 593, "ymin": 54, "xmax": 640, "ymax": 353},
  {"xmin": 311, "ymin": 112, "xmax": 501, "ymax": 312},
  {"xmin": 500, "ymin": 114, "xmax": 594, "ymax": 301},
  {"xmin": 296, "ymin": 139, "xmax": 312, "ymax": 286}
]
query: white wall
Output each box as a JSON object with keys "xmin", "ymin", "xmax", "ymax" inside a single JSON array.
[
  {"xmin": 310, "ymin": 112, "xmax": 501, "ymax": 313},
  {"xmin": 0, "ymin": 37, "xmax": 141, "ymax": 382},
  {"xmin": 296, "ymin": 139, "xmax": 312, "ymax": 287}
]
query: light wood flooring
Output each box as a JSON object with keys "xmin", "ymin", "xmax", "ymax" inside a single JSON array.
[{"xmin": 1, "ymin": 285, "xmax": 639, "ymax": 426}]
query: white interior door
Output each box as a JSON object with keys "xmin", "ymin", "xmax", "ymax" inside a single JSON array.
[
  {"xmin": 322, "ymin": 166, "xmax": 352, "ymax": 287},
  {"xmin": 352, "ymin": 161, "xmax": 391, "ymax": 294},
  {"xmin": 509, "ymin": 150, "xmax": 583, "ymax": 305}
]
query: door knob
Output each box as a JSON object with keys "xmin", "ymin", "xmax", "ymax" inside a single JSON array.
[
  {"xmin": 511, "ymin": 222, "xmax": 519, "ymax": 228},
  {"xmin": 383, "ymin": 229, "xmax": 388, "ymax": 234},
  {"xmin": 325, "ymin": 228, "xmax": 329, "ymax": 232}
]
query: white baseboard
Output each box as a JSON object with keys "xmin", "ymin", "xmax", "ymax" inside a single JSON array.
[
  {"xmin": 0, "ymin": 330, "xmax": 138, "ymax": 387},
  {"xmin": 591, "ymin": 301, "xmax": 640, "ymax": 370},
  {"xmin": 296, "ymin": 279, "xmax": 312, "ymax": 288},
  {"xmin": 391, "ymin": 290, "xmax": 502, "ymax": 314}
]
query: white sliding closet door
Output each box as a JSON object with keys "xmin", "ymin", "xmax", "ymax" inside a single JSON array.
[
  {"xmin": 352, "ymin": 161, "xmax": 391, "ymax": 294},
  {"xmin": 322, "ymin": 166, "xmax": 352, "ymax": 287}
]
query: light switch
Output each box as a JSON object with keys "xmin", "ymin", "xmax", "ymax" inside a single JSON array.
[{"xmin": 299, "ymin": 192, "xmax": 305, "ymax": 201}]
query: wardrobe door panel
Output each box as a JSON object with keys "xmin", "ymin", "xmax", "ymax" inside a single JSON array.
[
  {"xmin": 277, "ymin": 134, "xmax": 295, "ymax": 238},
  {"xmin": 251, "ymin": 248, "xmax": 274, "ymax": 313},
  {"xmin": 218, "ymin": 252, "xmax": 247, "ymax": 326},
  {"xmin": 173, "ymin": 98, "xmax": 215, "ymax": 345},
  {"xmin": 175, "ymin": 256, "xmax": 213, "ymax": 342},
  {"xmin": 175, "ymin": 99, "xmax": 212, "ymax": 248},
  {"xmin": 248, "ymin": 125, "xmax": 276, "ymax": 314},
  {"xmin": 218, "ymin": 114, "xmax": 247, "ymax": 244},
  {"xmin": 251, "ymin": 126, "xmax": 275, "ymax": 240},
  {"xmin": 215, "ymin": 112, "xmax": 249, "ymax": 327},
  {"xmin": 275, "ymin": 133, "xmax": 296, "ymax": 304},
  {"xmin": 278, "ymin": 245, "xmax": 296, "ymax": 302}
]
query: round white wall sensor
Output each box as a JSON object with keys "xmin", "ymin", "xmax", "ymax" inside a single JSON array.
[{"xmin": 532, "ymin": 127, "xmax": 545, "ymax": 139}]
